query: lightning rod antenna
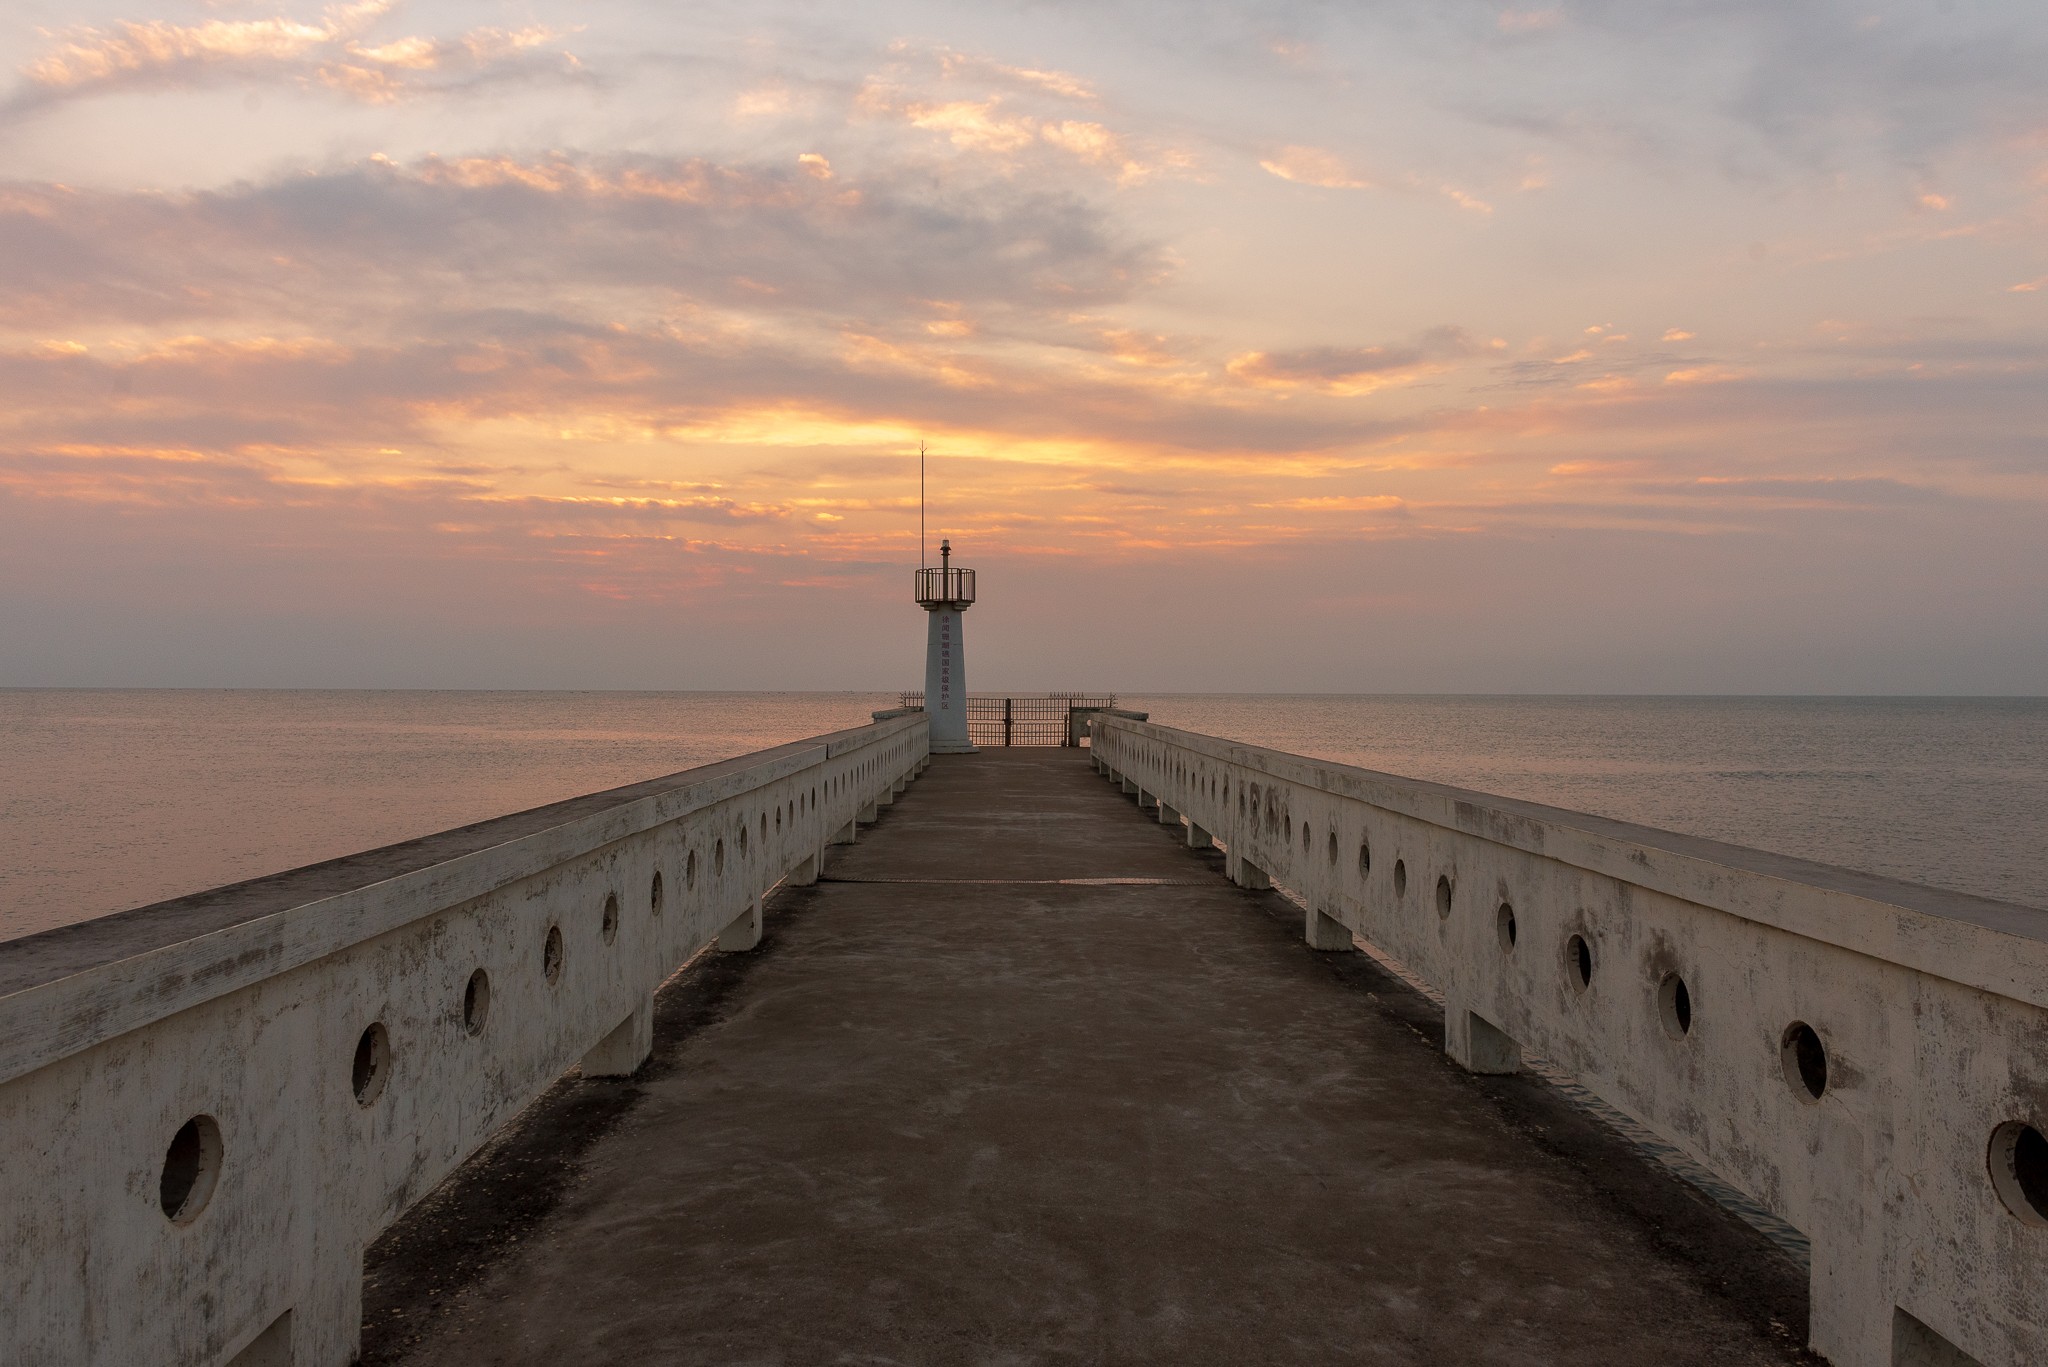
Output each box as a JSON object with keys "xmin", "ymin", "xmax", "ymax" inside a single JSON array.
[{"xmin": 920, "ymin": 440, "xmax": 927, "ymax": 569}]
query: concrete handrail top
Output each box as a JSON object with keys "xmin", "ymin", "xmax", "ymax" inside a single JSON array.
[
  {"xmin": 1098, "ymin": 716, "xmax": 2048, "ymax": 1005},
  {"xmin": 0, "ymin": 714, "xmax": 925, "ymax": 1084}
]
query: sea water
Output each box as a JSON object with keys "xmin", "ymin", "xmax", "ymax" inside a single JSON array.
[{"xmin": 2, "ymin": 690, "xmax": 2042, "ymax": 942}]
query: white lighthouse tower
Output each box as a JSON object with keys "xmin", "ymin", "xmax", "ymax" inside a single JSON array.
[{"xmin": 915, "ymin": 538, "xmax": 977, "ymax": 753}]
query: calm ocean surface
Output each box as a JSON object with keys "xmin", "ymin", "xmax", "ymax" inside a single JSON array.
[{"xmin": 2, "ymin": 690, "xmax": 2043, "ymax": 942}]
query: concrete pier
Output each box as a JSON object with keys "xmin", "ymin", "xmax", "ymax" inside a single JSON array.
[{"xmin": 363, "ymin": 749, "xmax": 1805, "ymax": 1366}]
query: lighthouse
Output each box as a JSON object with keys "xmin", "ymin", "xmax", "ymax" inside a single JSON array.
[{"xmin": 915, "ymin": 538, "xmax": 977, "ymax": 753}]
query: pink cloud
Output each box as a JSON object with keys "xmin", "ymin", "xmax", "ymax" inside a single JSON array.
[{"xmin": 9, "ymin": 2, "xmax": 578, "ymax": 113}]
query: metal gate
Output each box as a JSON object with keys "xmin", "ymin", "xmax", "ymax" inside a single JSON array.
[{"xmin": 896, "ymin": 693, "xmax": 1118, "ymax": 747}]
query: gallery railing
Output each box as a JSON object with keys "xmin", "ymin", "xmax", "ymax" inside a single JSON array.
[
  {"xmin": 0, "ymin": 714, "xmax": 930, "ymax": 1367},
  {"xmin": 896, "ymin": 693, "xmax": 1119, "ymax": 746},
  {"xmin": 1088, "ymin": 712, "xmax": 2048, "ymax": 1367}
]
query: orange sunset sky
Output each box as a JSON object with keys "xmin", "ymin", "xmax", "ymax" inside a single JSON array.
[{"xmin": 1, "ymin": 0, "xmax": 2045, "ymax": 691}]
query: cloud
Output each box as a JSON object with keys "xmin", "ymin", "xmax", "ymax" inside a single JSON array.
[
  {"xmin": 0, "ymin": 42, "xmax": 2040, "ymax": 590},
  {"xmin": 1258, "ymin": 147, "xmax": 1490, "ymax": 213},
  {"xmin": 1091, "ymin": 329, "xmax": 1191, "ymax": 369},
  {"xmin": 1258, "ymin": 145, "xmax": 1371, "ymax": 189},
  {"xmin": 932, "ymin": 50, "xmax": 1097, "ymax": 103},
  {"xmin": 1662, "ymin": 364, "xmax": 1749, "ymax": 386},
  {"xmin": 6, "ymin": 1, "xmax": 578, "ymax": 115},
  {"xmin": 1716, "ymin": 8, "xmax": 2048, "ymax": 169},
  {"xmin": 0, "ymin": 151, "xmax": 1164, "ymax": 331},
  {"xmin": 1439, "ymin": 185, "xmax": 1494, "ymax": 214},
  {"xmin": 1229, "ymin": 345, "xmax": 1423, "ymax": 390},
  {"xmin": 1627, "ymin": 475, "xmax": 1952, "ymax": 507},
  {"xmin": 855, "ymin": 44, "xmax": 1193, "ymax": 186},
  {"xmin": 22, "ymin": 4, "xmax": 376, "ymax": 89},
  {"xmin": 732, "ymin": 85, "xmax": 791, "ymax": 118},
  {"xmin": 1254, "ymin": 494, "xmax": 1405, "ymax": 511},
  {"xmin": 1228, "ymin": 329, "xmax": 1475, "ymax": 394},
  {"xmin": 0, "ymin": 152, "xmax": 1457, "ymax": 477},
  {"xmin": 860, "ymin": 91, "xmax": 1174, "ymax": 184},
  {"xmin": 1452, "ymin": 1, "xmax": 2048, "ymax": 179}
]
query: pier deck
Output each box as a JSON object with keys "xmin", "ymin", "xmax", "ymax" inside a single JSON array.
[{"xmin": 365, "ymin": 748, "xmax": 1808, "ymax": 1365}]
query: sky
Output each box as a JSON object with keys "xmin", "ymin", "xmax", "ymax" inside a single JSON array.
[{"xmin": 0, "ymin": 0, "xmax": 2044, "ymax": 692}]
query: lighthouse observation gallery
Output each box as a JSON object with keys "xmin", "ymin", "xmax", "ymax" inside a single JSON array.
[{"xmin": 914, "ymin": 539, "xmax": 977, "ymax": 753}]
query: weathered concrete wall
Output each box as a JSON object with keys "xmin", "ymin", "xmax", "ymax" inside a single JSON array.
[
  {"xmin": 1092, "ymin": 716, "xmax": 2048, "ymax": 1367},
  {"xmin": 0, "ymin": 715, "xmax": 927, "ymax": 1367}
]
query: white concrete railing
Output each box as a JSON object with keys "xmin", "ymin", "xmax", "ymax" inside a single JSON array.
[
  {"xmin": 1091, "ymin": 716, "xmax": 2048, "ymax": 1367},
  {"xmin": 0, "ymin": 714, "xmax": 928, "ymax": 1367}
]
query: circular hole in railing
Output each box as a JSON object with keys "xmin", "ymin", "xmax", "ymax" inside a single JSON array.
[
  {"xmin": 1358, "ymin": 838, "xmax": 1371, "ymax": 876},
  {"xmin": 1990, "ymin": 1122, "xmax": 2048, "ymax": 1225},
  {"xmin": 738, "ymin": 824, "xmax": 749, "ymax": 857},
  {"xmin": 760, "ymin": 813, "xmax": 768, "ymax": 842},
  {"xmin": 649, "ymin": 872, "xmax": 664, "ymax": 919},
  {"xmin": 775, "ymin": 807, "xmax": 782, "ymax": 832},
  {"xmin": 602, "ymin": 891, "xmax": 620, "ymax": 943},
  {"xmin": 1496, "ymin": 902, "xmax": 1517, "ymax": 952},
  {"xmin": 1301, "ymin": 821, "xmax": 1311, "ymax": 853},
  {"xmin": 1565, "ymin": 934, "xmax": 1593, "ymax": 992},
  {"xmin": 160, "ymin": 1115, "xmax": 222, "ymax": 1224},
  {"xmin": 714, "ymin": 839, "xmax": 725, "ymax": 875},
  {"xmin": 1327, "ymin": 830, "xmax": 1338, "ymax": 866},
  {"xmin": 352, "ymin": 1022, "xmax": 390, "ymax": 1107},
  {"xmin": 543, "ymin": 925, "xmax": 565, "ymax": 986},
  {"xmin": 686, "ymin": 849, "xmax": 698, "ymax": 888},
  {"xmin": 1659, "ymin": 972, "xmax": 1693, "ymax": 1039},
  {"xmin": 1435, "ymin": 874, "xmax": 1454, "ymax": 920},
  {"xmin": 464, "ymin": 968, "xmax": 491, "ymax": 1035},
  {"xmin": 1394, "ymin": 859, "xmax": 1407, "ymax": 898},
  {"xmin": 1780, "ymin": 1021, "xmax": 1827, "ymax": 1101}
]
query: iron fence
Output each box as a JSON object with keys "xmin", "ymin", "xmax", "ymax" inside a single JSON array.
[
  {"xmin": 912, "ymin": 566, "xmax": 976, "ymax": 607},
  {"xmin": 896, "ymin": 693, "xmax": 1118, "ymax": 746}
]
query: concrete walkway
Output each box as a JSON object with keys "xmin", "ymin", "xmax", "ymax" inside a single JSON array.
[{"xmin": 365, "ymin": 749, "xmax": 1811, "ymax": 1366}]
